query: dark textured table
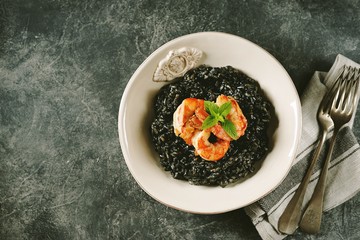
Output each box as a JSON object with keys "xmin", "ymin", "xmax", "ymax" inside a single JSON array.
[{"xmin": 1, "ymin": 1, "xmax": 360, "ymax": 239}]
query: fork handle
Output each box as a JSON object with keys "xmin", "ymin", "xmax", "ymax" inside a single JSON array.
[
  {"xmin": 278, "ymin": 130, "xmax": 327, "ymax": 234},
  {"xmin": 299, "ymin": 127, "xmax": 339, "ymax": 234}
]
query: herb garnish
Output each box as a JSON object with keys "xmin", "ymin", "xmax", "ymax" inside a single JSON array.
[{"xmin": 202, "ymin": 101, "xmax": 238, "ymax": 140}]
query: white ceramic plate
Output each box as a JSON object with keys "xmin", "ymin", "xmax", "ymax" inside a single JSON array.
[{"xmin": 118, "ymin": 32, "xmax": 302, "ymax": 214}]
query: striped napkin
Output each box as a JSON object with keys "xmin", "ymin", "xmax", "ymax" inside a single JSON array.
[{"xmin": 245, "ymin": 54, "xmax": 360, "ymax": 240}]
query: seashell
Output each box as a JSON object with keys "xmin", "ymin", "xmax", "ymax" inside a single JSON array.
[{"xmin": 153, "ymin": 47, "xmax": 204, "ymax": 82}]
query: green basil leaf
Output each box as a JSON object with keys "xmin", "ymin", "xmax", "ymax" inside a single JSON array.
[
  {"xmin": 204, "ymin": 101, "xmax": 219, "ymax": 116},
  {"xmin": 218, "ymin": 101, "xmax": 232, "ymax": 117},
  {"xmin": 222, "ymin": 119, "xmax": 238, "ymax": 140},
  {"xmin": 202, "ymin": 115, "xmax": 218, "ymax": 130}
]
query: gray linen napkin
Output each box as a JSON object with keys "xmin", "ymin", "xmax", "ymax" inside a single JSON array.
[{"xmin": 245, "ymin": 54, "xmax": 360, "ymax": 240}]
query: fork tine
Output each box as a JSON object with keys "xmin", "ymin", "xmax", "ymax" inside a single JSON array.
[
  {"xmin": 344, "ymin": 79, "xmax": 355, "ymax": 112},
  {"xmin": 320, "ymin": 66, "xmax": 346, "ymax": 113},
  {"xmin": 338, "ymin": 78, "xmax": 348, "ymax": 109},
  {"xmin": 348, "ymin": 71, "xmax": 360, "ymax": 113},
  {"xmin": 330, "ymin": 68, "xmax": 349, "ymax": 110},
  {"xmin": 332, "ymin": 66, "xmax": 360, "ymax": 109},
  {"xmin": 332, "ymin": 66, "xmax": 360, "ymax": 113},
  {"xmin": 341, "ymin": 76, "xmax": 354, "ymax": 110},
  {"xmin": 346, "ymin": 67, "xmax": 360, "ymax": 105},
  {"xmin": 331, "ymin": 81, "xmax": 342, "ymax": 110}
]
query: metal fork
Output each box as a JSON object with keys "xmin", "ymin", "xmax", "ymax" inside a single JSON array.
[
  {"xmin": 278, "ymin": 68, "xmax": 343, "ymax": 235},
  {"xmin": 299, "ymin": 66, "xmax": 360, "ymax": 234}
]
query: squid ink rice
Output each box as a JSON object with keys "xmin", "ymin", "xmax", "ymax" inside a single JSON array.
[{"xmin": 150, "ymin": 65, "xmax": 273, "ymax": 187}]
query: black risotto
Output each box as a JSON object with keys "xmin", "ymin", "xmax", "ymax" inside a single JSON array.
[{"xmin": 150, "ymin": 65, "xmax": 273, "ymax": 187}]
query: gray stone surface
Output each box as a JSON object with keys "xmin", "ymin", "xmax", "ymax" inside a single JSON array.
[{"xmin": 1, "ymin": 0, "xmax": 359, "ymax": 239}]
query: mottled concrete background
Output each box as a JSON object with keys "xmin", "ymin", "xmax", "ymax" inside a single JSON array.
[{"xmin": 1, "ymin": 0, "xmax": 359, "ymax": 239}]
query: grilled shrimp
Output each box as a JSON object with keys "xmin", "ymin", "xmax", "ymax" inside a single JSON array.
[
  {"xmin": 215, "ymin": 95, "xmax": 247, "ymax": 140},
  {"xmin": 173, "ymin": 98, "xmax": 207, "ymax": 144},
  {"xmin": 192, "ymin": 130, "xmax": 230, "ymax": 161}
]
